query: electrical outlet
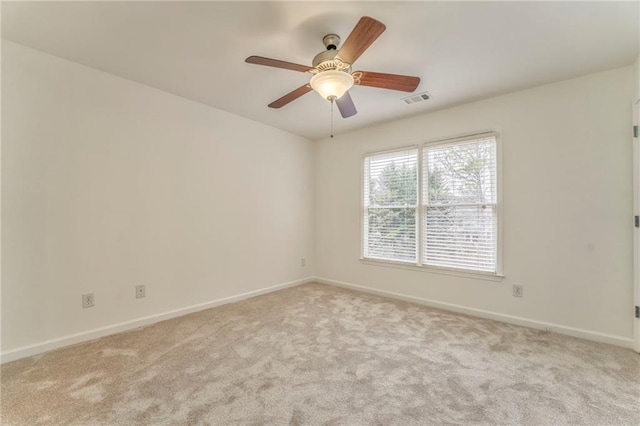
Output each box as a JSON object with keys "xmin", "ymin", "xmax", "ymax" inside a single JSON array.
[
  {"xmin": 136, "ymin": 285, "xmax": 146, "ymax": 299},
  {"xmin": 512, "ymin": 285, "xmax": 524, "ymax": 298},
  {"xmin": 82, "ymin": 293, "xmax": 94, "ymax": 308},
  {"xmin": 300, "ymin": 258, "xmax": 306, "ymax": 267}
]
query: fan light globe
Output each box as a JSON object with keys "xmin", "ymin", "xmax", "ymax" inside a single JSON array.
[{"xmin": 310, "ymin": 70, "xmax": 354, "ymax": 101}]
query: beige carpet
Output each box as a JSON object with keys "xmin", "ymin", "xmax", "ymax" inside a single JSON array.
[{"xmin": 1, "ymin": 283, "xmax": 639, "ymax": 425}]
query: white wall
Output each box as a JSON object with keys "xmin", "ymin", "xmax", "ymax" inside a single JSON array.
[
  {"xmin": 315, "ymin": 66, "xmax": 634, "ymax": 345},
  {"xmin": 1, "ymin": 41, "xmax": 315, "ymax": 359}
]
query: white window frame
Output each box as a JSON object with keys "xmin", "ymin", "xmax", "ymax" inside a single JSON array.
[{"xmin": 360, "ymin": 131, "xmax": 504, "ymax": 281}]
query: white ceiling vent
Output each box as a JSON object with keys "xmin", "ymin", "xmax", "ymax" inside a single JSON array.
[{"xmin": 402, "ymin": 91, "xmax": 430, "ymax": 105}]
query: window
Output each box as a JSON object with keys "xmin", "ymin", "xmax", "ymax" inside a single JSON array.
[
  {"xmin": 363, "ymin": 148, "xmax": 418, "ymax": 262},
  {"xmin": 362, "ymin": 133, "xmax": 500, "ymax": 275}
]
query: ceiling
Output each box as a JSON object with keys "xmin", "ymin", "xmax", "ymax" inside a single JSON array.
[{"xmin": 2, "ymin": 1, "xmax": 638, "ymax": 141}]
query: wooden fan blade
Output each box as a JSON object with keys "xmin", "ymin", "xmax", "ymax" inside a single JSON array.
[
  {"xmin": 336, "ymin": 91, "xmax": 357, "ymax": 118},
  {"xmin": 268, "ymin": 84, "xmax": 313, "ymax": 109},
  {"xmin": 352, "ymin": 71, "xmax": 420, "ymax": 92},
  {"xmin": 245, "ymin": 56, "xmax": 313, "ymax": 73},
  {"xmin": 336, "ymin": 16, "xmax": 386, "ymax": 65}
]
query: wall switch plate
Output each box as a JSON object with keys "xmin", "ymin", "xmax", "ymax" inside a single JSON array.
[
  {"xmin": 136, "ymin": 285, "xmax": 146, "ymax": 299},
  {"xmin": 300, "ymin": 258, "xmax": 306, "ymax": 267},
  {"xmin": 82, "ymin": 293, "xmax": 95, "ymax": 308},
  {"xmin": 512, "ymin": 285, "xmax": 524, "ymax": 298}
]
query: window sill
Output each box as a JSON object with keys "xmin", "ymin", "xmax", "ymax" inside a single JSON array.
[{"xmin": 359, "ymin": 258, "xmax": 505, "ymax": 282}]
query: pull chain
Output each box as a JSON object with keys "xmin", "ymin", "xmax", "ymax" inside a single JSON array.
[{"xmin": 330, "ymin": 98, "xmax": 334, "ymax": 138}]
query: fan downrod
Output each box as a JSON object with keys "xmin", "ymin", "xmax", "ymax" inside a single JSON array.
[{"xmin": 322, "ymin": 34, "xmax": 340, "ymax": 50}]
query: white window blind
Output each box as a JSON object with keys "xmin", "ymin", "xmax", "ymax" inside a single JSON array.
[
  {"xmin": 422, "ymin": 136, "xmax": 498, "ymax": 272},
  {"xmin": 363, "ymin": 149, "xmax": 418, "ymax": 262}
]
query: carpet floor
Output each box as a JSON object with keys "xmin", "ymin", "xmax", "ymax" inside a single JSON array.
[{"xmin": 1, "ymin": 283, "xmax": 639, "ymax": 425}]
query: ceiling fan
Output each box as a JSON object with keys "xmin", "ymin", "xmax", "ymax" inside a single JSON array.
[{"xmin": 245, "ymin": 16, "xmax": 421, "ymax": 119}]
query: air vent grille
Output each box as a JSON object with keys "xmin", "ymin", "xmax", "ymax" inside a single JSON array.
[{"xmin": 402, "ymin": 91, "xmax": 430, "ymax": 104}]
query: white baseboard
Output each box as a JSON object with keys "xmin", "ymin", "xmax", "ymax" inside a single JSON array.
[
  {"xmin": 314, "ymin": 276, "xmax": 635, "ymax": 349},
  {"xmin": 4, "ymin": 276, "xmax": 632, "ymax": 363},
  {"xmin": 1, "ymin": 277, "xmax": 314, "ymax": 364}
]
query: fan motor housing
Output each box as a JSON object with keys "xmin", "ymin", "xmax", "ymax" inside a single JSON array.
[
  {"xmin": 312, "ymin": 51, "xmax": 351, "ymax": 73},
  {"xmin": 312, "ymin": 50, "xmax": 337, "ymax": 68},
  {"xmin": 312, "ymin": 34, "xmax": 351, "ymax": 73}
]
